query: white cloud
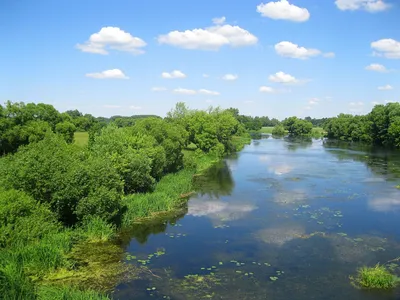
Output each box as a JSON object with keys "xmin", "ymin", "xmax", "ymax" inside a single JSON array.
[
  {"xmin": 157, "ymin": 18, "xmax": 258, "ymax": 50},
  {"xmin": 76, "ymin": 27, "xmax": 146, "ymax": 55},
  {"xmin": 259, "ymin": 86, "xmax": 275, "ymax": 93},
  {"xmin": 129, "ymin": 105, "xmax": 142, "ymax": 110},
  {"xmin": 378, "ymin": 84, "xmax": 393, "ymax": 90},
  {"xmin": 152, "ymin": 87, "xmax": 167, "ymax": 92},
  {"xmin": 222, "ymin": 74, "xmax": 238, "ymax": 81},
  {"xmin": 365, "ymin": 63, "xmax": 388, "ymax": 72},
  {"xmin": 371, "ymin": 101, "xmax": 381, "ymax": 105},
  {"xmin": 335, "ymin": 0, "xmax": 390, "ymax": 12},
  {"xmin": 203, "ymin": 74, "xmax": 210, "ymax": 78},
  {"xmin": 371, "ymin": 39, "xmax": 400, "ymax": 59},
  {"xmin": 274, "ymin": 41, "xmax": 324, "ymax": 59},
  {"xmin": 269, "ymin": 71, "xmax": 299, "ymax": 84},
  {"xmin": 199, "ymin": 89, "xmax": 220, "ymax": 96},
  {"xmin": 323, "ymin": 52, "xmax": 336, "ymax": 58},
  {"xmin": 86, "ymin": 69, "xmax": 129, "ymax": 79},
  {"xmin": 256, "ymin": 0, "xmax": 310, "ymax": 22},
  {"xmin": 309, "ymin": 98, "xmax": 320, "ymax": 105},
  {"xmin": 212, "ymin": 16, "xmax": 226, "ymax": 25},
  {"xmin": 385, "ymin": 100, "xmax": 396, "ymax": 103},
  {"xmin": 161, "ymin": 70, "xmax": 187, "ymax": 79},
  {"xmin": 173, "ymin": 88, "xmax": 197, "ymax": 95}
]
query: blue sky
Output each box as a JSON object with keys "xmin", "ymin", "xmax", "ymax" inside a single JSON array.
[{"xmin": 1, "ymin": 0, "xmax": 399, "ymax": 119}]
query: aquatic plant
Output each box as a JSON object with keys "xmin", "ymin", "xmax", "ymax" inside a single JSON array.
[{"xmin": 351, "ymin": 264, "xmax": 399, "ymax": 289}]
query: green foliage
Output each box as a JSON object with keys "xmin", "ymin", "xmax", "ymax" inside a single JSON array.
[
  {"xmin": 38, "ymin": 285, "xmax": 110, "ymax": 300},
  {"xmin": 55, "ymin": 121, "xmax": 76, "ymax": 143},
  {"xmin": 351, "ymin": 264, "xmax": 398, "ymax": 289},
  {"xmin": 0, "ymin": 189, "xmax": 60, "ymax": 248},
  {"xmin": 80, "ymin": 217, "xmax": 116, "ymax": 243},
  {"xmin": 74, "ymin": 132, "xmax": 89, "ymax": 147},
  {"xmin": 0, "ymin": 134, "xmax": 124, "ymax": 225},
  {"xmin": 283, "ymin": 117, "xmax": 313, "ymax": 137},
  {"xmin": 272, "ymin": 124, "xmax": 286, "ymax": 136}
]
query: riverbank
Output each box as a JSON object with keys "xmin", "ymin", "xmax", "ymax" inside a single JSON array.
[{"xmin": 0, "ymin": 135, "xmax": 251, "ymax": 300}]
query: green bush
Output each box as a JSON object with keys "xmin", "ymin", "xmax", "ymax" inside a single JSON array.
[
  {"xmin": 0, "ymin": 188, "xmax": 60, "ymax": 248},
  {"xmin": 352, "ymin": 264, "xmax": 399, "ymax": 289},
  {"xmin": 272, "ymin": 124, "xmax": 286, "ymax": 136}
]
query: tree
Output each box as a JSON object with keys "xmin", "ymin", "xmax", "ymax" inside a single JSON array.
[
  {"xmin": 55, "ymin": 121, "xmax": 76, "ymax": 143},
  {"xmin": 283, "ymin": 117, "xmax": 313, "ymax": 137}
]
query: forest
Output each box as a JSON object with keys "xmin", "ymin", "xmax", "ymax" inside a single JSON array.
[{"xmin": 1, "ymin": 100, "xmax": 400, "ymax": 299}]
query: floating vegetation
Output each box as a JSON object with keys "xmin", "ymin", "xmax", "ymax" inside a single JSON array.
[
  {"xmin": 351, "ymin": 264, "xmax": 399, "ymax": 289},
  {"xmin": 255, "ymin": 224, "xmax": 305, "ymax": 246},
  {"xmin": 127, "ymin": 248, "xmax": 166, "ymax": 266},
  {"xmin": 165, "ymin": 232, "xmax": 187, "ymax": 238},
  {"xmin": 214, "ymin": 224, "xmax": 230, "ymax": 229},
  {"xmin": 292, "ymin": 205, "xmax": 344, "ymax": 229}
]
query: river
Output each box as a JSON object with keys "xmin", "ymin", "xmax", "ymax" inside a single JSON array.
[{"xmin": 112, "ymin": 137, "xmax": 400, "ymax": 299}]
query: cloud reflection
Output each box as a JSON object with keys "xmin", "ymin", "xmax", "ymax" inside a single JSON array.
[
  {"xmin": 188, "ymin": 200, "xmax": 256, "ymax": 221},
  {"xmin": 369, "ymin": 192, "xmax": 400, "ymax": 212}
]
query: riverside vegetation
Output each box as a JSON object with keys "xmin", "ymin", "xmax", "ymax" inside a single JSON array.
[
  {"xmin": 0, "ymin": 101, "xmax": 251, "ymax": 299},
  {"xmin": 2, "ymin": 100, "xmax": 400, "ymax": 299}
]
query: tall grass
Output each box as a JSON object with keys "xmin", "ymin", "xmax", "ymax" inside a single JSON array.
[
  {"xmin": 80, "ymin": 217, "xmax": 116, "ymax": 243},
  {"xmin": 38, "ymin": 285, "xmax": 110, "ymax": 300},
  {"xmin": 352, "ymin": 264, "xmax": 399, "ymax": 289}
]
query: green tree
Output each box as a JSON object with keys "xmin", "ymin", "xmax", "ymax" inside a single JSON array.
[
  {"xmin": 55, "ymin": 121, "xmax": 76, "ymax": 143},
  {"xmin": 283, "ymin": 117, "xmax": 313, "ymax": 137}
]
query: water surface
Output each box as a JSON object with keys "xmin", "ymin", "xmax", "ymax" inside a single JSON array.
[{"xmin": 113, "ymin": 138, "xmax": 400, "ymax": 300}]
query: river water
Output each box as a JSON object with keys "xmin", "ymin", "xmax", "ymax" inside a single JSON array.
[{"xmin": 113, "ymin": 137, "xmax": 400, "ymax": 299}]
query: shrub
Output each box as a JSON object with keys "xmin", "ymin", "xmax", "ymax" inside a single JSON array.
[{"xmin": 351, "ymin": 264, "xmax": 399, "ymax": 289}]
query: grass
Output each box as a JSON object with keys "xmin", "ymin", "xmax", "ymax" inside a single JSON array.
[
  {"xmin": 37, "ymin": 285, "xmax": 110, "ymax": 300},
  {"xmin": 258, "ymin": 127, "xmax": 275, "ymax": 134},
  {"xmin": 80, "ymin": 217, "xmax": 116, "ymax": 243},
  {"xmin": 74, "ymin": 132, "xmax": 89, "ymax": 147},
  {"xmin": 351, "ymin": 264, "xmax": 399, "ymax": 289},
  {"xmin": 257, "ymin": 126, "xmax": 326, "ymax": 137}
]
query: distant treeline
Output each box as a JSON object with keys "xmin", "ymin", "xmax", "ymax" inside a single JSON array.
[{"xmin": 323, "ymin": 103, "xmax": 400, "ymax": 147}]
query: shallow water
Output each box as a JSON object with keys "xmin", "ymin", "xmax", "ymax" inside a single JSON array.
[{"xmin": 113, "ymin": 138, "xmax": 400, "ymax": 299}]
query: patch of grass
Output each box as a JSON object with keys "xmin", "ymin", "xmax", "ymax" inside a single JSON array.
[
  {"xmin": 351, "ymin": 264, "xmax": 399, "ymax": 289},
  {"xmin": 80, "ymin": 217, "xmax": 116, "ymax": 243},
  {"xmin": 258, "ymin": 127, "xmax": 275, "ymax": 134},
  {"xmin": 37, "ymin": 285, "xmax": 110, "ymax": 300},
  {"xmin": 74, "ymin": 132, "xmax": 89, "ymax": 147}
]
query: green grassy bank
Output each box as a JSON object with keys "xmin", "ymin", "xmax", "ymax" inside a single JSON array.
[{"xmin": 0, "ymin": 136, "xmax": 250, "ymax": 300}]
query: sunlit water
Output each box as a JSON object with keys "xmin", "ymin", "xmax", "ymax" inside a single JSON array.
[{"xmin": 113, "ymin": 137, "xmax": 400, "ymax": 299}]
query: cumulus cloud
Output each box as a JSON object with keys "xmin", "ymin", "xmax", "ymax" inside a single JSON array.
[
  {"xmin": 199, "ymin": 89, "xmax": 220, "ymax": 95},
  {"xmin": 309, "ymin": 98, "xmax": 320, "ymax": 105},
  {"xmin": 85, "ymin": 69, "xmax": 129, "ymax": 79},
  {"xmin": 161, "ymin": 70, "xmax": 187, "ymax": 79},
  {"xmin": 275, "ymin": 41, "xmax": 325, "ymax": 59},
  {"xmin": 157, "ymin": 18, "xmax": 258, "ymax": 50},
  {"xmin": 365, "ymin": 63, "xmax": 388, "ymax": 72},
  {"xmin": 76, "ymin": 27, "xmax": 146, "ymax": 55},
  {"xmin": 259, "ymin": 86, "xmax": 275, "ymax": 93},
  {"xmin": 335, "ymin": 0, "xmax": 390, "ymax": 12},
  {"xmin": 222, "ymin": 74, "xmax": 238, "ymax": 81},
  {"xmin": 371, "ymin": 39, "xmax": 400, "ymax": 59},
  {"xmin": 269, "ymin": 71, "xmax": 299, "ymax": 84},
  {"xmin": 173, "ymin": 88, "xmax": 197, "ymax": 95},
  {"xmin": 152, "ymin": 87, "xmax": 167, "ymax": 92},
  {"xmin": 378, "ymin": 84, "xmax": 393, "ymax": 90},
  {"xmin": 212, "ymin": 16, "xmax": 226, "ymax": 25},
  {"xmin": 203, "ymin": 74, "xmax": 210, "ymax": 78},
  {"xmin": 256, "ymin": 0, "xmax": 310, "ymax": 22}
]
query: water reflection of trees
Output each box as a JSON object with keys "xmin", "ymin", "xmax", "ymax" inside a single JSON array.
[
  {"xmin": 284, "ymin": 137, "xmax": 313, "ymax": 151},
  {"xmin": 324, "ymin": 141, "xmax": 400, "ymax": 180},
  {"xmin": 193, "ymin": 161, "xmax": 235, "ymax": 198},
  {"xmin": 118, "ymin": 211, "xmax": 187, "ymax": 245}
]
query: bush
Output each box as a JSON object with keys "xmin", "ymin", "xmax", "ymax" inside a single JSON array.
[
  {"xmin": 351, "ymin": 264, "xmax": 399, "ymax": 289},
  {"xmin": 0, "ymin": 188, "xmax": 60, "ymax": 248},
  {"xmin": 272, "ymin": 125, "xmax": 286, "ymax": 136}
]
